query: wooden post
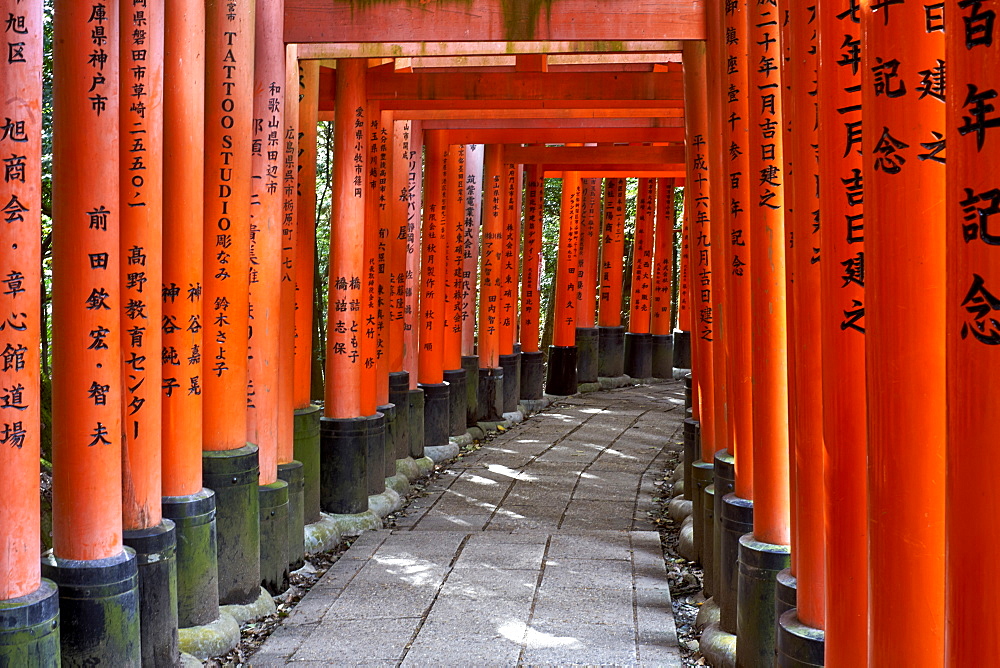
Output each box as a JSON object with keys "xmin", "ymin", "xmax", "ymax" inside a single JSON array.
[
  {"xmin": 863, "ymin": 2, "xmax": 946, "ymax": 664},
  {"xmin": 462, "ymin": 145, "xmax": 484, "ymax": 359},
  {"xmin": 597, "ymin": 178, "xmax": 627, "ymax": 377},
  {"xmin": 546, "ymin": 171, "xmax": 582, "ymax": 395},
  {"xmin": 498, "ymin": 159, "xmax": 522, "ymax": 410},
  {"xmin": 443, "ymin": 143, "xmax": 468, "ymax": 435},
  {"xmin": 946, "ymin": 1, "xmax": 1000, "ymax": 663},
  {"xmin": 479, "ymin": 145, "xmax": 504, "ymax": 371},
  {"xmin": 294, "ymin": 60, "xmax": 319, "ymax": 410},
  {"xmin": 0, "ymin": 2, "xmax": 59, "ymax": 659},
  {"xmin": 279, "ymin": 46, "xmax": 299, "ymax": 467},
  {"xmin": 577, "ymin": 178, "xmax": 601, "ymax": 331},
  {"xmin": 652, "ymin": 179, "xmax": 675, "ymax": 337},
  {"xmin": 816, "ymin": 0, "xmax": 868, "ymax": 661},
  {"xmin": 624, "ymin": 177, "xmax": 656, "ymax": 379},
  {"xmin": 404, "ymin": 122, "xmax": 423, "ymax": 391}
]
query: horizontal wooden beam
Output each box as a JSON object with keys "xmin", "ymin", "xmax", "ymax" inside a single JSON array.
[
  {"xmin": 504, "ymin": 144, "xmax": 684, "ymax": 165},
  {"xmin": 316, "ymin": 108, "xmax": 686, "ymax": 121},
  {"xmin": 435, "ymin": 127, "xmax": 685, "ymax": 144},
  {"xmin": 285, "ymin": 1, "xmax": 705, "ymax": 44},
  {"xmin": 543, "ymin": 170, "xmax": 687, "ymax": 178},
  {"xmin": 419, "ymin": 117, "xmax": 683, "ymax": 129},
  {"xmin": 298, "ymin": 40, "xmax": 683, "ymax": 60},
  {"xmin": 404, "ymin": 53, "xmax": 683, "ymax": 69}
]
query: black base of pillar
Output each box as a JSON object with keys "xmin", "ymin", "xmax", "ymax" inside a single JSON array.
[
  {"xmin": 624, "ymin": 332, "xmax": 653, "ymax": 379},
  {"xmin": 365, "ymin": 413, "xmax": 386, "ymax": 495},
  {"xmin": 575, "ymin": 327, "xmax": 599, "ymax": 383},
  {"xmin": 42, "ymin": 549, "xmax": 140, "ymax": 666},
  {"xmin": 673, "ymin": 330, "xmax": 692, "ymax": 369},
  {"xmin": 419, "ymin": 383, "xmax": 450, "ymax": 447},
  {"xmin": 162, "ymin": 489, "xmax": 219, "ymax": 628},
  {"xmin": 776, "ymin": 568, "xmax": 798, "ymax": 627},
  {"xmin": 598, "ymin": 326, "xmax": 625, "ymax": 377},
  {"xmin": 389, "ymin": 372, "xmax": 411, "ymax": 462},
  {"xmin": 545, "ymin": 345, "xmax": 578, "ymax": 396},
  {"xmin": 443, "ymin": 369, "xmax": 468, "ymax": 437},
  {"xmin": 0, "ymin": 579, "xmax": 60, "ymax": 666},
  {"xmin": 461, "ymin": 356, "xmax": 480, "ymax": 427},
  {"xmin": 378, "ymin": 404, "xmax": 397, "ymax": 478},
  {"xmin": 720, "ymin": 493, "xmax": 754, "ymax": 635},
  {"xmin": 498, "ymin": 354, "xmax": 521, "ymax": 413},
  {"xmin": 203, "ymin": 445, "xmax": 261, "ymax": 606},
  {"xmin": 651, "ymin": 334, "xmax": 674, "ymax": 378},
  {"xmin": 692, "ymin": 461, "xmax": 714, "ymax": 563},
  {"xmin": 702, "ymin": 483, "xmax": 716, "ymax": 597},
  {"xmin": 683, "ymin": 418, "xmax": 698, "ymax": 502},
  {"xmin": 319, "ymin": 417, "xmax": 368, "ymax": 515},
  {"xmin": 713, "ymin": 450, "xmax": 736, "ymax": 602},
  {"xmin": 293, "ymin": 405, "xmax": 322, "ymax": 525},
  {"xmin": 407, "ymin": 388, "xmax": 425, "ymax": 459},
  {"xmin": 477, "ymin": 367, "xmax": 504, "ymax": 422},
  {"xmin": 778, "ymin": 609, "xmax": 825, "ymax": 667},
  {"xmin": 278, "ymin": 461, "xmax": 305, "ymax": 571},
  {"xmin": 684, "ymin": 372, "xmax": 693, "ymax": 410},
  {"xmin": 259, "ymin": 481, "xmax": 289, "ymax": 595},
  {"xmin": 520, "ymin": 351, "xmax": 544, "ymax": 400},
  {"xmin": 123, "ymin": 520, "xmax": 179, "ymax": 667},
  {"xmin": 736, "ymin": 535, "xmax": 791, "ymax": 668}
]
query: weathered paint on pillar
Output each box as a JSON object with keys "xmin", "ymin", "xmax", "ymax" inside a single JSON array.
[
  {"xmin": 722, "ymin": 0, "xmax": 754, "ymax": 502},
  {"xmin": 359, "ymin": 111, "xmax": 381, "ymax": 417},
  {"xmin": 652, "ymin": 179, "xmax": 675, "ymax": 336},
  {"xmin": 418, "ymin": 131, "xmax": 446, "ymax": 386},
  {"xmin": 293, "ymin": 60, "xmax": 318, "ymax": 409},
  {"xmin": 443, "ymin": 144, "xmax": 466, "ymax": 371},
  {"xmin": 499, "ymin": 161, "xmax": 519, "ymax": 355},
  {"xmin": 784, "ymin": 0, "xmax": 825, "ymax": 629},
  {"xmin": 324, "ymin": 59, "xmax": 367, "ymax": 418},
  {"xmin": 203, "ymin": 0, "xmax": 253, "ymax": 449},
  {"xmin": 162, "ymin": 0, "xmax": 205, "ymax": 497},
  {"xmin": 120, "ymin": 0, "xmax": 164, "ymax": 528},
  {"xmin": 374, "ymin": 110, "xmax": 393, "ymax": 407},
  {"xmin": 52, "ymin": 0, "xmax": 123, "ymax": 560},
  {"xmin": 278, "ymin": 44, "xmax": 299, "ymax": 464},
  {"xmin": 248, "ymin": 0, "xmax": 285, "ymax": 482},
  {"xmin": 598, "ymin": 178, "xmax": 626, "ymax": 328},
  {"xmin": 554, "ymin": 172, "xmax": 582, "ymax": 347},
  {"xmin": 479, "ymin": 145, "xmax": 504, "ymax": 368},
  {"xmin": 577, "ymin": 178, "xmax": 601, "ymax": 329},
  {"xmin": 860, "ymin": 2, "xmax": 944, "ymax": 666},
  {"xmin": 629, "ymin": 178, "xmax": 656, "ymax": 335},
  {"xmin": 816, "ymin": 0, "xmax": 868, "ymax": 659},
  {"xmin": 946, "ymin": 1, "xmax": 1000, "ymax": 663},
  {"xmin": 678, "ymin": 212, "xmax": 692, "ymax": 335},
  {"xmin": 748, "ymin": 0, "xmax": 790, "ymax": 544},
  {"xmin": 0, "ymin": 0, "xmax": 42, "ymax": 597},
  {"xmin": 461, "ymin": 145, "xmax": 484, "ymax": 357},
  {"xmin": 862, "ymin": 1, "xmax": 946, "ymax": 663},
  {"xmin": 404, "ymin": 122, "xmax": 423, "ymax": 388},
  {"xmin": 683, "ymin": 40, "xmax": 715, "ymax": 463},
  {"xmin": 521, "ymin": 165, "xmax": 543, "ymax": 353}
]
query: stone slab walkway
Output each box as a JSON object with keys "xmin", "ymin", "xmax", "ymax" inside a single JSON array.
[{"xmin": 253, "ymin": 382, "xmax": 686, "ymax": 667}]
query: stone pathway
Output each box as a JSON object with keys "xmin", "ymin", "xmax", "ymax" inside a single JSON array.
[{"xmin": 253, "ymin": 382, "xmax": 686, "ymax": 667}]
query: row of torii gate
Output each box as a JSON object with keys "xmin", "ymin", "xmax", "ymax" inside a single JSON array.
[{"xmin": 0, "ymin": 0, "xmax": 997, "ymax": 667}]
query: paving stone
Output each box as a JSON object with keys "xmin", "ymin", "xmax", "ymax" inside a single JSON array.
[
  {"xmin": 410, "ymin": 512, "xmax": 492, "ymax": 531},
  {"xmin": 540, "ymin": 557, "xmax": 634, "ymax": 591},
  {"xmin": 453, "ymin": 540, "xmax": 547, "ymax": 570},
  {"xmin": 401, "ymin": 620, "xmax": 524, "ymax": 667},
  {"xmin": 531, "ymin": 586, "xmax": 635, "ymax": 626},
  {"xmin": 438, "ymin": 567, "xmax": 540, "ymax": 601},
  {"xmin": 519, "ymin": 621, "xmax": 638, "ymax": 666},
  {"xmin": 546, "ymin": 532, "xmax": 633, "ymax": 561},
  {"xmin": 291, "ymin": 617, "xmax": 422, "ymax": 663}
]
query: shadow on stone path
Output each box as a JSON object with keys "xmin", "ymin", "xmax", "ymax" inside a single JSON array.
[{"xmin": 253, "ymin": 381, "xmax": 686, "ymax": 667}]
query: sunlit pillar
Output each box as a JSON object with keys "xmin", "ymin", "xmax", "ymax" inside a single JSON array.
[
  {"xmin": 520, "ymin": 165, "xmax": 545, "ymax": 401},
  {"xmin": 546, "ymin": 171, "xmax": 582, "ymax": 396},
  {"xmin": 460, "ymin": 145, "xmax": 484, "ymax": 424},
  {"xmin": 575, "ymin": 177, "xmax": 601, "ymax": 383},
  {"xmin": 0, "ymin": 0, "xmax": 59, "ymax": 662}
]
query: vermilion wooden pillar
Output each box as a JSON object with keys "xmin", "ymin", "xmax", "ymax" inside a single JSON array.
[
  {"xmin": 404, "ymin": 122, "xmax": 424, "ymax": 393},
  {"xmin": 651, "ymin": 179, "xmax": 675, "ymax": 378},
  {"xmin": 294, "ymin": 60, "xmax": 319, "ymax": 410},
  {"xmin": 624, "ymin": 178, "xmax": 656, "ymax": 380},
  {"xmin": 0, "ymin": 0, "xmax": 59, "ymax": 661},
  {"xmin": 373, "ymin": 110, "xmax": 396, "ymax": 470},
  {"xmin": 863, "ymin": 3, "xmax": 946, "ymax": 665},
  {"xmin": 47, "ymin": 0, "xmax": 141, "ymax": 662},
  {"xmin": 477, "ymin": 145, "xmax": 505, "ymax": 421},
  {"xmin": 418, "ymin": 131, "xmax": 450, "ymax": 446},
  {"xmin": 575, "ymin": 178, "xmax": 601, "ymax": 384},
  {"xmin": 460, "ymin": 145, "xmax": 485, "ymax": 417},
  {"xmin": 778, "ymin": 1, "xmax": 826, "ymax": 661},
  {"xmin": 816, "ymin": 0, "xmax": 868, "ymax": 662},
  {"xmin": 498, "ymin": 159, "xmax": 521, "ymax": 411},
  {"xmin": 520, "ymin": 165, "xmax": 545, "ymax": 400},
  {"xmin": 202, "ymin": 0, "xmax": 260, "ymax": 609},
  {"xmin": 161, "ymin": 0, "xmax": 222, "ymax": 635},
  {"xmin": 250, "ymin": 0, "xmax": 290, "ymax": 597},
  {"xmin": 946, "ymin": 2, "xmax": 1000, "ymax": 663},
  {"xmin": 442, "ymin": 143, "xmax": 468, "ymax": 436},
  {"xmin": 737, "ymin": 0, "xmax": 792, "ymax": 662},
  {"xmin": 546, "ymin": 171, "xmax": 582, "ymax": 396},
  {"xmin": 597, "ymin": 178, "xmax": 627, "ymax": 378},
  {"xmin": 319, "ymin": 58, "xmax": 370, "ymax": 517},
  {"xmin": 387, "ymin": 118, "xmax": 413, "ymax": 461}
]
